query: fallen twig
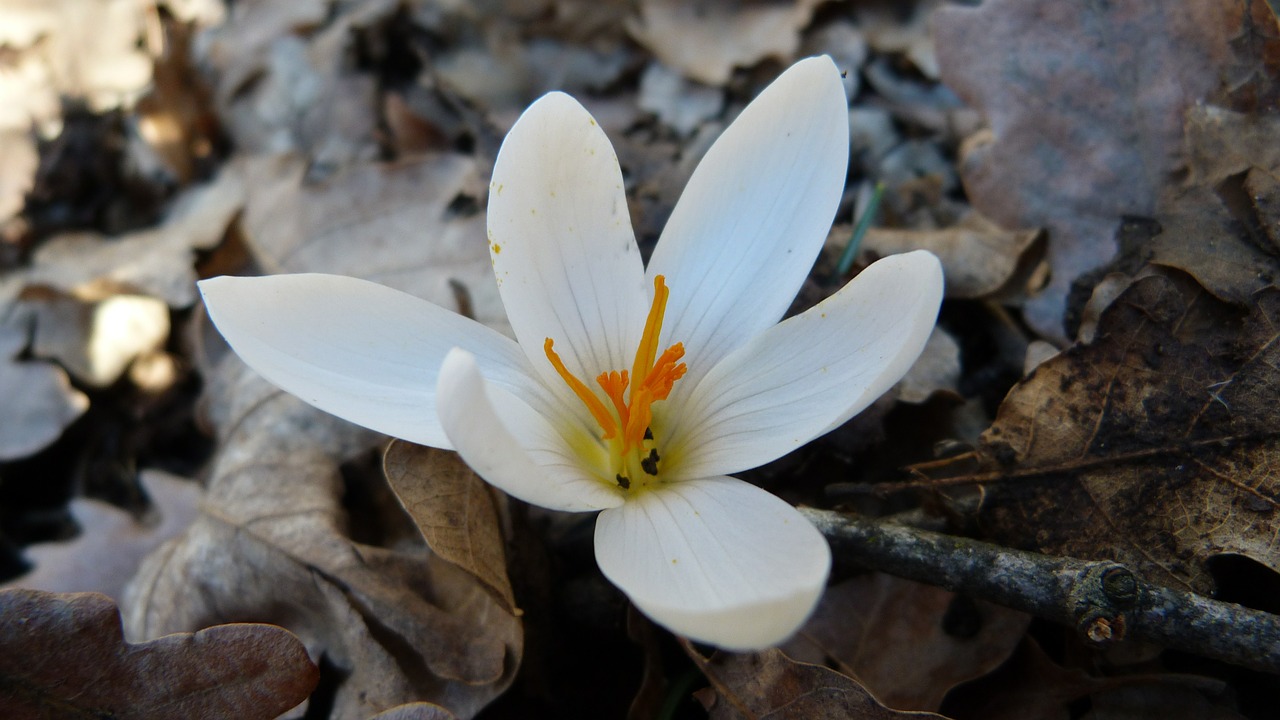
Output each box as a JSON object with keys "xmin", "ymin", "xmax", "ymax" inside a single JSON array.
[{"xmin": 801, "ymin": 508, "xmax": 1280, "ymax": 675}]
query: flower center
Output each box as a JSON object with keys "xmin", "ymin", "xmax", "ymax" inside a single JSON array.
[{"xmin": 544, "ymin": 275, "xmax": 687, "ymax": 491}]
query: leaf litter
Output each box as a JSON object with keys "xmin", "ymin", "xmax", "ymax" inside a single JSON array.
[{"xmin": 1, "ymin": 0, "xmax": 1279, "ymax": 717}]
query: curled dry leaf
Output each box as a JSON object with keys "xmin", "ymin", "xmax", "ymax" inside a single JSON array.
[
  {"xmin": 860, "ymin": 213, "xmax": 1040, "ymax": 300},
  {"xmin": 933, "ymin": 0, "xmax": 1236, "ymax": 338},
  {"xmin": 686, "ymin": 645, "xmax": 949, "ymax": 720},
  {"xmin": 783, "ymin": 574, "xmax": 1030, "ymax": 713},
  {"xmin": 0, "ymin": 588, "xmax": 317, "ymax": 720},
  {"xmin": 626, "ymin": 0, "xmax": 825, "ymax": 85},
  {"xmin": 1, "ymin": 470, "xmax": 200, "ymax": 601},
  {"xmin": 122, "ymin": 359, "xmax": 521, "ymax": 718},
  {"xmin": 383, "ymin": 442, "xmax": 517, "ymax": 613},
  {"xmin": 967, "ymin": 270, "xmax": 1280, "ymax": 593}
]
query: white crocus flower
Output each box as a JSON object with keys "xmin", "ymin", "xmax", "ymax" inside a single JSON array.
[{"xmin": 198, "ymin": 56, "xmax": 943, "ymax": 650}]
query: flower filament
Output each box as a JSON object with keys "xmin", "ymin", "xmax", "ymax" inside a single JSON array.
[{"xmin": 544, "ymin": 275, "xmax": 687, "ymax": 490}]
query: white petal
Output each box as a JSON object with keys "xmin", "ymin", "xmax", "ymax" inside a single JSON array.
[
  {"xmin": 661, "ymin": 251, "xmax": 943, "ymax": 480},
  {"xmin": 594, "ymin": 477, "xmax": 830, "ymax": 650},
  {"xmin": 438, "ymin": 349, "xmax": 625, "ymax": 512},
  {"xmin": 487, "ymin": 92, "xmax": 648, "ymax": 402},
  {"xmin": 647, "ymin": 56, "xmax": 850, "ymax": 389},
  {"xmin": 198, "ymin": 274, "xmax": 535, "ymax": 448}
]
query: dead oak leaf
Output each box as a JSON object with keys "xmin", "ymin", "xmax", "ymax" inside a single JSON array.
[
  {"xmin": 369, "ymin": 702, "xmax": 458, "ymax": 720},
  {"xmin": 203, "ymin": 0, "xmax": 395, "ymax": 165},
  {"xmin": 0, "ymin": 0, "xmax": 152, "ymax": 120},
  {"xmin": 122, "ymin": 360, "xmax": 521, "ymax": 719},
  {"xmin": 0, "ymin": 167, "xmax": 244, "ymax": 309},
  {"xmin": 859, "ymin": 212, "xmax": 1040, "ymax": 300},
  {"xmin": 934, "ymin": 0, "xmax": 1237, "ymax": 338},
  {"xmin": 1116, "ymin": 103, "xmax": 1280, "ymax": 310},
  {"xmin": 967, "ymin": 270, "xmax": 1280, "ymax": 593},
  {"xmin": 1, "ymin": 471, "xmax": 200, "ymax": 602},
  {"xmin": 235, "ymin": 153, "xmax": 508, "ymax": 333},
  {"xmin": 1150, "ymin": 182, "xmax": 1280, "ymax": 306},
  {"xmin": 945, "ymin": 637, "xmax": 1239, "ymax": 720},
  {"xmin": 782, "ymin": 574, "xmax": 1029, "ymax": 713},
  {"xmin": 626, "ymin": 0, "xmax": 825, "ymax": 85},
  {"xmin": 0, "ymin": 588, "xmax": 317, "ymax": 720},
  {"xmin": 384, "ymin": 443, "xmax": 516, "ymax": 613},
  {"xmin": 687, "ymin": 645, "xmax": 950, "ymax": 720},
  {"xmin": 24, "ymin": 287, "xmax": 170, "ymax": 388},
  {"xmin": 1181, "ymin": 105, "xmax": 1280, "ymax": 187},
  {"xmin": 0, "ymin": 313, "xmax": 86, "ymax": 461}
]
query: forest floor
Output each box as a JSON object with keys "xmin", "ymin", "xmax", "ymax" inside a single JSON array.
[{"xmin": 2, "ymin": 1, "xmax": 1279, "ymax": 718}]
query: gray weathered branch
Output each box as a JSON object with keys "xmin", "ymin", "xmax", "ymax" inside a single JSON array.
[{"xmin": 801, "ymin": 508, "xmax": 1280, "ymax": 675}]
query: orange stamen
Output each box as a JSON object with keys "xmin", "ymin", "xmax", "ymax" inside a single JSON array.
[
  {"xmin": 544, "ymin": 338, "xmax": 618, "ymax": 439},
  {"xmin": 630, "ymin": 276, "xmax": 671, "ymax": 390},
  {"xmin": 544, "ymin": 275, "xmax": 688, "ymax": 464}
]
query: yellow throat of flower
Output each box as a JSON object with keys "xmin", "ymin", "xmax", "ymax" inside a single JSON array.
[{"xmin": 544, "ymin": 275, "xmax": 687, "ymax": 490}]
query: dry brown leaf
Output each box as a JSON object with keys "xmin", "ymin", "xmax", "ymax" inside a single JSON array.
[
  {"xmin": 0, "ymin": 168, "xmax": 244, "ymax": 309},
  {"xmin": 1149, "ymin": 183, "xmax": 1279, "ymax": 306},
  {"xmin": 133, "ymin": 11, "xmax": 223, "ymax": 185},
  {"xmin": 783, "ymin": 574, "xmax": 1029, "ymax": 713},
  {"xmin": 688, "ymin": 645, "xmax": 950, "ymax": 720},
  {"xmin": 434, "ymin": 35, "xmax": 632, "ymax": 114},
  {"xmin": 1144, "ymin": 105, "xmax": 1280, "ymax": 306},
  {"xmin": 369, "ymin": 702, "xmax": 459, "ymax": 720},
  {"xmin": 934, "ymin": 0, "xmax": 1237, "ymax": 338},
  {"xmin": 25, "ymin": 288, "xmax": 169, "ymax": 387},
  {"xmin": 198, "ymin": 0, "xmax": 328, "ymax": 106},
  {"xmin": 801, "ymin": 21, "xmax": 866, "ymax": 99},
  {"xmin": 204, "ymin": 0, "xmax": 394, "ymax": 165},
  {"xmin": 235, "ymin": 154, "xmax": 508, "ymax": 332},
  {"xmin": 854, "ymin": 0, "xmax": 943, "ymax": 79},
  {"xmin": 860, "ymin": 213, "xmax": 1040, "ymax": 300},
  {"xmin": 895, "ymin": 327, "xmax": 962, "ymax": 404},
  {"xmin": 945, "ymin": 638, "xmax": 1238, "ymax": 720},
  {"xmin": 0, "ymin": 131, "xmax": 37, "ymax": 228},
  {"xmin": 122, "ymin": 359, "xmax": 521, "ymax": 718},
  {"xmin": 2, "ymin": 471, "xmax": 200, "ymax": 601},
  {"xmin": 0, "ymin": 313, "xmax": 87, "ymax": 460},
  {"xmin": 0, "ymin": 588, "xmax": 317, "ymax": 720},
  {"xmin": 1182, "ymin": 105, "xmax": 1280, "ymax": 187},
  {"xmin": 1217, "ymin": 0, "xmax": 1280, "ymax": 113},
  {"xmin": 383, "ymin": 442, "xmax": 516, "ymax": 613},
  {"xmin": 626, "ymin": 0, "xmax": 825, "ymax": 85},
  {"xmin": 964, "ymin": 270, "xmax": 1280, "ymax": 593},
  {"xmin": 638, "ymin": 61, "xmax": 725, "ymax": 137},
  {"xmin": 1083, "ymin": 684, "xmax": 1245, "ymax": 720},
  {"xmin": 0, "ymin": 0, "xmax": 152, "ymax": 119}
]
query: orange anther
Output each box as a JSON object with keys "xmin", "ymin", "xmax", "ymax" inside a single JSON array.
[{"xmin": 546, "ymin": 276, "xmax": 687, "ymax": 458}]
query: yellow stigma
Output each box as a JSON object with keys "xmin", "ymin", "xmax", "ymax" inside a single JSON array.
[{"xmin": 544, "ymin": 275, "xmax": 687, "ymax": 488}]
